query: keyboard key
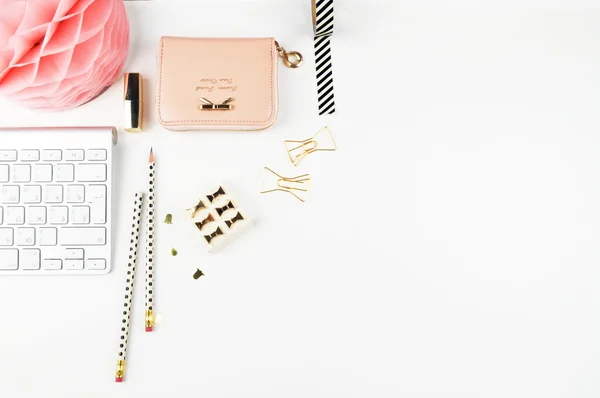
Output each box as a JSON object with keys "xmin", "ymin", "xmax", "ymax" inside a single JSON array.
[
  {"xmin": 60, "ymin": 227, "xmax": 106, "ymax": 246},
  {"xmin": 49, "ymin": 206, "xmax": 68, "ymax": 224},
  {"xmin": 1, "ymin": 185, "xmax": 19, "ymax": 203},
  {"xmin": 42, "ymin": 150, "xmax": 62, "ymax": 161},
  {"xmin": 88, "ymin": 185, "xmax": 107, "ymax": 224},
  {"xmin": 0, "ymin": 207, "xmax": 3, "ymax": 224},
  {"xmin": 27, "ymin": 206, "xmax": 47, "ymax": 225},
  {"xmin": 71, "ymin": 206, "xmax": 90, "ymax": 224},
  {"xmin": 66, "ymin": 185, "xmax": 85, "ymax": 203},
  {"xmin": 55, "ymin": 164, "xmax": 74, "ymax": 182},
  {"xmin": 20, "ymin": 150, "xmax": 39, "ymax": 162},
  {"xmin": 23, "ymin": 185, "xmax": 41, "ymax": 204},
  {"xmin": 11, "ymin": 164, "xmax": 31, "ymax": 183},
  {"xmin": 21, "ymin": 249, "xmax": 40, "ymax": 270},
  {"xmin": 0, "ymin": 228, "xmax": 14, "ymax": 246},
  {"xmin": 86, "ymin": 258, "xmax": 106, "ymax": 270},
  {"xmin": 42, "ymin": 259, "xmax": 62, "ymax": 270},
  {"xmin": 0, "ymin": 164, "xmax": 8, "ymax": 182},
  {"xmin": 39, "ymin": 227, "xmax": 57, "ymax": 246},
  {"xmin": 6, "ymin": 207, "xmax": 24, "ymax": 225},
  {"xmin": 0, "ymin": 150, "xmax": 17, "ymax": 162},
  {"xmin": 87, "ymin": 149, "xmax": 107, "ymax": 161},
  {"xmin": 0, "ymin": 249, "xmax": 18, "ymax": 270},
  {"xmin": 16, "ymin": 228, "xmax": 35, "ymax": 246},
  {"xmin": 65, "ymin": 248, "xmax": 84, "ymax": 259},
  {"xmin": 65, "ymin": 149, "xmax": 84, "ymax": 161},
  {"xmin": 76, "ymin": 163, "xmax": 107, "ymax": 182},
  {"xmin": 44, "ymin": 185, "xmax": 63, "ymax": 203},
  {"xmin": 64, "ymin": 259, "xmax": 84, "ymax": 270},
  {"xmin": 32, "ymin": 164, "xmax": 52, "ymax": 182}
]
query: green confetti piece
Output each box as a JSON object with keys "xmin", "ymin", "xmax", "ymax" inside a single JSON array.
[
  {"xmin": 171, "ymin": 248, "xmax": 178, "ymax": 256},
  {"xmin": 164, "ymin": 214, "xmax": 173, "ymax": 224},
  {"xmin": 193, "ymin": 269, "xmax": 205, "ymax": 279}
]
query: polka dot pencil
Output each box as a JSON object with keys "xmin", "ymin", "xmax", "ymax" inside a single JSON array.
[
  {"xmin": 115, "ymin": 192, "xmax": 144, "ymax": 383},
  {"xmin": 145, "ymin": 148, "xmax": 156, "ymax": 332}
]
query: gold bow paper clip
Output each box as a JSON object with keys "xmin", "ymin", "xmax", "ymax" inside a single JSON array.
[
  {"xmin": 197, "ymin": 97, "xmax": 235, "ymax": 110},
  {"xmin": 225, "ymin": 212, "xmax": 244, "ymax": 228},
  {"xmin": 204, "ymin": 227, "xmax": 224, "ymax": 244},
  {"xmin": 260, "ymin": 167, "xmax": 311, "ymax": 202},
  {"xmin": 187, "ymin": 199, "xmax": 206, "ymax": 218},
  {"xmin": 284, "ymin": 126, "xmax": 336, "ymax": 166}
]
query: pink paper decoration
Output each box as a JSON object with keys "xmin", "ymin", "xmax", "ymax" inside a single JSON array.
[{"xmin": 0, "ymin": 0, "xmax": 129, "ymax": 110}]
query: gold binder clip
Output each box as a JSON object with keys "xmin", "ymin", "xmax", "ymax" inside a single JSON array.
[
  {"xmin": 284, "ymin": 126, "xmax": 336, "ymax": 166},
  {"xmin": 260, "ymin": 167, "xmax": 311, "ymax": 202},
  {"xmin": 197, "ymin": 97, "xmax": 235, "ymax": 110}
]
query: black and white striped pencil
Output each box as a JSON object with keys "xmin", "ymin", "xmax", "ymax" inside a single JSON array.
[
  {"xmin": 145, "ymin": 149, "xmax": 156, "ymax": 332},
  {"xmin": 115, "ymin": 192, "xmax": 144, "ymax": 383}
]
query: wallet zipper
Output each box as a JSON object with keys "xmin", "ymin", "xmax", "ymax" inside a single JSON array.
[{"xmin": 157, "ymin": 40, "xmax": 302, "ymax": 132}]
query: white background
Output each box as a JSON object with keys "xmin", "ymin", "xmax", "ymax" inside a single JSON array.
[{"xmin": 1, "ymin": 0, "xmax": 600, "ymax": 396}]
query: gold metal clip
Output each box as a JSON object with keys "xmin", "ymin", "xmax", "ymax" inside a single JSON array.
[
  {"xmin": 275, "ymin": 40, "xmax": 303, "ymax": 68},
  {"xmin": 260, "ymin": 167, "xmax": 311, "ymax": 202},
  {"xmin": 216, "ymin": 201, "xmax": 235, "ymax": 217},
  {"xmin": 187, "ymin": 199, "xmax": 206, "ymax": 218},
  {"xmin": 195, "ymin": 213, "xmax": 215, "ymax": 231},
  {"xmin": 285, "ymin": 126, "xmax": 337, "ymax": 166},
  {"xmin": 197, "ymin": 97, "xmax": 235, "ymax": 110},
  {"xmin": 205, "ymin": 227, "xmax": 224, "ymax": 244},
  {"xmin": 225, "ymin": 212, "xmax": 244, "ymax": 228},
  {"xmin": 207, "ymin": 186, "xmax": 226, "ymax": 203}
]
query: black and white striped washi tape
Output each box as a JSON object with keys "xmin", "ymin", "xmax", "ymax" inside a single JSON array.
[{"xmin": 313, "ymin": 0, "xmax": 335, "ymax": 115}]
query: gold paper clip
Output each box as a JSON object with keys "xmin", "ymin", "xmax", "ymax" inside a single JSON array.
[
  {"xmin": 197, "ymin": 97, "xmax": 235, "ymax": 110},
  {"xmin": 206, "ymin": 186, "xmax": 226, "ymax": 203},
  {"xmin": 225, "ymin": 212, "xmax": 244, "ymax": 228},
  {"xmin": 195, "ymin": 213, "xmax": 215, "ymax": 231},
  {"xmin": 187, "ymin": 199, "xmax": 206, "ymax": 218},
  {"xmin": 260, "ymin": 167, "xmax": 311, "ymax": 202},
  {"xmin": 204, "ymin": 227, "xmax": 224, "ymax": 244},
  {"xmin": 284, "ymin": 126, "xmax": 336, "ymax": 166}
]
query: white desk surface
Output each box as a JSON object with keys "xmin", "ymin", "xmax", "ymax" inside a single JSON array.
[{"xmin": 2, "ymin": 0, "xmax": 600, "ymax": 396}]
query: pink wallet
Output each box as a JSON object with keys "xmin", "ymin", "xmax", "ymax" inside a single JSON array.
[{"xmin": 156, "ymin": 37, "xmax": 302, "ymax": 131}]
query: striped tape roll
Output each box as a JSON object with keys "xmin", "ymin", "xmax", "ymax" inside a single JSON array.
[{"xmin": 313, "ymin": 0, "xmax": 335, "ymax": 115}]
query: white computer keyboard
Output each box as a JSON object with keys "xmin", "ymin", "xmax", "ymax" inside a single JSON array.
[{"xmin": 0, "ymin": 127, "xmax": 117, "ymax": 275}]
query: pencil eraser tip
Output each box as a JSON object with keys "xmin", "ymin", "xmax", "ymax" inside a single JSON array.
[
  {"xmin": 146, "ymin": 326, "xmax": 153, "ymax": 332},
  {"xmin": 115, "ymin": 377, "xmax": 123, "ymax": 383}
]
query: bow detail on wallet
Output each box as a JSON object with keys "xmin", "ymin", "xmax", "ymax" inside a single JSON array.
[{"xmin": 197, "ymin": 97, "xmax": 235, "ymax": 110}]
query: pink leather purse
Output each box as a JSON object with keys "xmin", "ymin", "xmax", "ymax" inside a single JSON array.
[{"xmin": 156, "ymin": 37, "xmax": 302, "ymax": 131}]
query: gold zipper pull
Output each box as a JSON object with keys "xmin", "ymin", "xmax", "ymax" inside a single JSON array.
[{"xmin": 275, "ymin": 40, "xmax": 303, "ymax": 68}]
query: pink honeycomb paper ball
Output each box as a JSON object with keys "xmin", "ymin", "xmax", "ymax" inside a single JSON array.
[{"xmin": 0, "ymin": 0, "xmax": 129, "ymax": 111}]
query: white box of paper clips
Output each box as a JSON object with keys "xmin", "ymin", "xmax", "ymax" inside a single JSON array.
[{"xmin": 185, "ymin": 185, "xmax": 252, "ymax": 252}]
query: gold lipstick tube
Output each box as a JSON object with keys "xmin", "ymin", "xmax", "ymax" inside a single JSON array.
[{"xmin": 124, "ymin": 73, "xmax": 143, "ymax": 132}]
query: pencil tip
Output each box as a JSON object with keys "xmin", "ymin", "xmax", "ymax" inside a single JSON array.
[{"xmin": 148, "ymin": 148, "xmax": 155, "ymax": 163}]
